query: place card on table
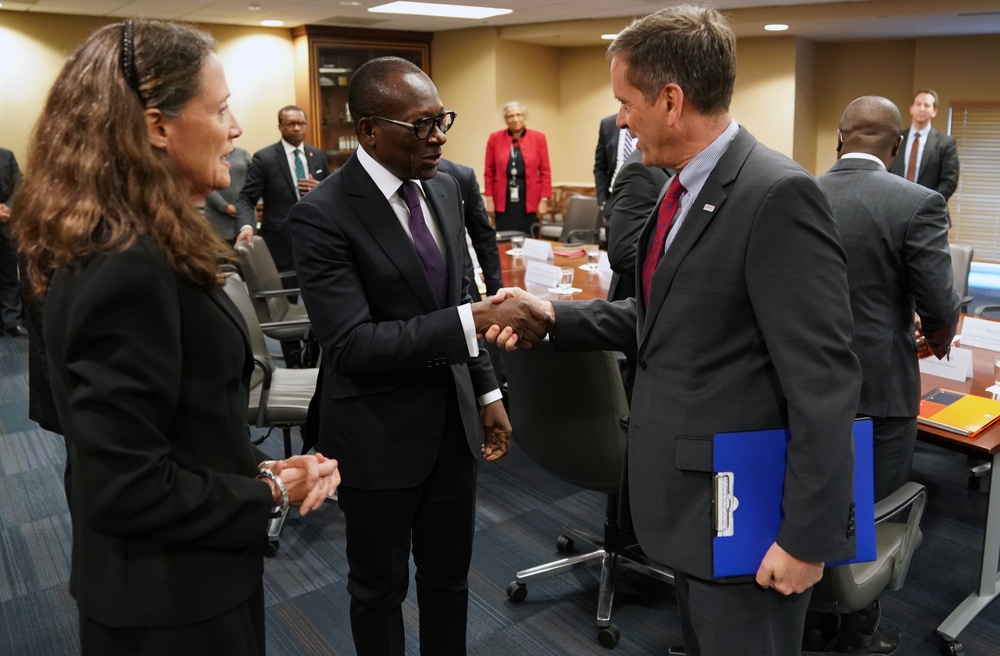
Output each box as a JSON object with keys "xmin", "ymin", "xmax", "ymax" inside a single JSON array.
[
  {"xmin": 597, "ymin": 251, "xmax": 613, "ymax": 273},
  {"xmin": 918, "ymin": 346, "xmax": 974, "ymax": 382},
  {"xmin": 958, "ymin": 317, "xmax": 1000, "ymax": 352},
  {"xmin": 521, "ymin": 238, "xmax": 554, "ymax": 262},
  {"xmin": 523, "ymin": 260, "xmax": 561, "ymax": 289}
]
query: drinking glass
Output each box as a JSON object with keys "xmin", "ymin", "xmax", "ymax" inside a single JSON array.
[
  {"xmin": 586, "ymin": 249, "xmax": 600, "ymax": 270},
  {"xmin": 509, "ymin": 234, "xmax": 525, "ymax": 256},
  {"xmin": 558, "ymin": 267, "xmax": 574, "ymax": 292}
]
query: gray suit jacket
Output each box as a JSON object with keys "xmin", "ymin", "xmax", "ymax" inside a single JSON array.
[
  {"xmin": 888, "ymin": 126, "xmax": 960, "ymax": 201},
  {"xmin": 551, "ymin": 127, "xmax": 861, "ymax": 581},
  {"xmin": 236, "ymin": 141, "xmax": 329, "ymax": 270},
  {"xmin": 288, "ymin": 155, "xmax": 496, "ymax": 489},
  {"xmin": 204, "ymin": 147, "xmax": 251, "ymax": 243},
  {"xmin": 819, "ymin": 157, "xmax": 959, "ymax": 417}
]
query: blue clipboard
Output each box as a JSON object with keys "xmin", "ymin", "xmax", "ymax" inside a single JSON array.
[{"xmin": 712, "ymin": 418, "xmax": 875, "ymax": 578}]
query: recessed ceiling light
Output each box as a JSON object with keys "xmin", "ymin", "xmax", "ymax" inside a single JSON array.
[
  {"xmin": 248, "ymin": 4, "xmax": 260, "ymax": 10},
  {"xmin": 601, "ymin": 33, "xmax": 618, "ymax": 40},
  {"xmin": 368, "ymin": 2, "xmax": 512, "ymax": 20},
  {"xmin": 764, "ymin": 23, "xmax": 789, "ymax": 32},
  {"xmin": 261, "ymin": 19, "xmax": 285, "ymax": 26},
  {"xmin": 340, "ymin": 1, "xmax": 363, "ymax": 5}
]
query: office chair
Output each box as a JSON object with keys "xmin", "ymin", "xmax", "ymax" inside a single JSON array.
[
  {"xmin": 803, "ymin": 482, "xmax": 927, "ymax": 655},
  {"xmin": 222, "ymin": 271, "xmax": 319, "ymax": 553},
  {"xmin": 501, "ymin": 340, "xmax": 674, "ymax": 648},
  {"xmin": 950, "ymin": 243, "xmax": 974, "ymax": 314},
  {"xmin": 234, "ymin": 236, "xmax": 317, "ymax": 367},
  {"xmin": 531, "ymin": 194, "xmax": 601, "ymax": 245}
]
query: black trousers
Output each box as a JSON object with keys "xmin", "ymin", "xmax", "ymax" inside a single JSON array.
[
  {"xmin": 79, "ymin": 579, "xmax": 265, "ymax": 656},
  {"xmin": 868, "ymin": 415, "xmax": 917, "ymax": 502},
  {"xmin": 337, "ymin": 394, "xmax": 477, "ymax": 656},
  {"xmin": 674, "ymin": 571, "xmax": 812, "ymax": 656}
]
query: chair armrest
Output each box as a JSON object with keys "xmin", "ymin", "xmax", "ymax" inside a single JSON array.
[
  {"xmin": 874, "ymin": 481, "xmax": 927, "ymax": 592},
  {"xmin": 278, "ymin": 271, "xmax": 297, "ymax": 279},
  {"xmin": 252, "ymin": 356, "xmax": 273, "ymax": 426},
  {"xmin": 974, "ymin": 304, "xmax": 1000, "ymax": 317},
  {"xmin": 565, "ymin": 228, "xmax": 596, "ymax": 246},
  {"xmin": 252, "ymin": 288, "xmax": 301, "ymax": 298},
  {"xmin": 260, "ymin": 319, "xmax": 312, "ymax": 331}
]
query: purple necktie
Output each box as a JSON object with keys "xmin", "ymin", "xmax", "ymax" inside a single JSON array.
[{"xmin": 398, "ymin": 181, "xmax": 448, "ymax": 307}]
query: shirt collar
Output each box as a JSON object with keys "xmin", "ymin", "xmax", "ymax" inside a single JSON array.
[
  {"xmin": 356, "ymin": 145, "xmax": 421, "ymax": 202},
  {"xmin": 674, "ymin": 118, "xmax": 739, "ymax": 194},
  {"xmin": 282, "ymin": 139, "xmax": 302, "ymax": 155},
  {"xmin": 840, "ymin": 152, "xmax": 886, "ymax": 169}
]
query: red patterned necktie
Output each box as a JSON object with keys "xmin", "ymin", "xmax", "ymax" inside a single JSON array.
[{"xmin": 641, "ymin": 176, "xmax": 686, "ymax": 308}]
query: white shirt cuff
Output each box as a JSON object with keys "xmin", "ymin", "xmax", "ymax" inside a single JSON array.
[
  {"xmin": 478, "ymin": 389, "xmax": 503, "ymax": 407},
  {"xmin": 457, "ymin": 303, "xmax": 479, "ymax": 357}
]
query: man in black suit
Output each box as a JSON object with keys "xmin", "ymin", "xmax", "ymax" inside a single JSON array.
[
  {"xmin": 489, "ymin": 7, "xmax": 860, "ymax": 654},
  {"xmin": 437, "ymin": 158, "xmax": 502, "ymax": 301},
  {"xmin": 594, "ymin": 113, "xmax": 637, "ymax": 221},
  {"xmin": 811, "ymin": 95, "xmax": 960, "ymax": 655},
  {"xmin": 888, "ymin": 89, "xmax": 960, "ymax": 202},
  {"xmin": 237, "ymin": 106, "xmax": 329, "ymax": 366},
  {"xmin": 289, "ymin": 57, "xmax": 547, "ymax": 656},
  {"xmin": 0, "ymin": 147, "xmax": 26, "ymax": 337}
]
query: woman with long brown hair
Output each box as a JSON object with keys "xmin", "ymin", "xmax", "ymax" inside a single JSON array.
[{"xmin": 13, "ymin": 20, "xmax": 339, "ymax": 655}]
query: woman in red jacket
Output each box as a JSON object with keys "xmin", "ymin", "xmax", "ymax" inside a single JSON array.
[{"xmin": 484, "ymin": 101, "xmax": 552, "ymax": 233}]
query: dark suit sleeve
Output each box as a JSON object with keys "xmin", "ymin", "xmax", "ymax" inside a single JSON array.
[
  {"xmin": 0, "ymin": 150, "xmax": 20, "ymax": 205},
  {"xmin": 936, "ymin": 135, "xmax": 960, "ymax": 201},
  {"xmin": 905, "ymin": 191, "xmax": 960, "ymax": 355},
  {"xmin": 462, "ymin": 172, "xmax": 503, "ymax": 295},
  {"xmin": 235, "ymin": 153, "xmax": 267, "ymax": 228},
  {"xmin": 594, "ymin": 125, "xmax": 612, "ymax": 206},
  {"xmin": 607, "ymin": 161, "xmax": 667, "ymax": 275},
  {"xmin": 745, "ymin": 174, "xmax": 859, "ymax": 563},
  {"xmin": 53, "ymin": 248, "xmax": 272, "ymax": 548}
]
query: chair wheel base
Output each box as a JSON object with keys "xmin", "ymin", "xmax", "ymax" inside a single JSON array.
[
  {"xmin": 597, "ymin": 625, "xmax": 619, "ymax": 648},
  {"xmin": 556, "ymin": 534, "xmax": 575, "ymax": 553},
  {"xmin": 942, "ymin": 639, "xmax": 964, "ymax": 656},
  {"xmin": 506, "ymin": 581, "xmax": 527, "ymax": 602}
]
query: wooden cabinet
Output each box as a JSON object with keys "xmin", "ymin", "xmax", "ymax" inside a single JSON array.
[{"xmin": 292, "ymin": 25, "xmax": 431, "ymax": 171}]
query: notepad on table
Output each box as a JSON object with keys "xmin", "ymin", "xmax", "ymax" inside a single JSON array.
[
  {"xmin": 552, "ymin": 246, "xmax": 586, "ymax": 257},
  {"xmin": 918, "ymin": 388, "xmax": 1000, "ymax": 437}
]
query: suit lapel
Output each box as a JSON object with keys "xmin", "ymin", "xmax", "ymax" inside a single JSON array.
[
  {"xmin": 919, "ymin": 128, "xmax": 940, "ymax": 179},
  {"xmin": 423, "ymin": 175, "xmax": 464, "ymax": 305},
  {"xmin": 343, "ymin": 159, "xmax": 441, "ymax": 311},
  {"xmin": 273, "ymin": 142, "xmax": 296, "ymax": 194},
  {"xmin": 207, "ymin": 285, "xmax": 254, "ymax": 379},
  {"xmin": 638, "ymin": 128, "xmax": 756, "ymax": 350}
]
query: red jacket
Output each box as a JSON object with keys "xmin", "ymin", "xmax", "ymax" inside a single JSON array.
[{"xmin": 484, "ymin": 128, "xmax": 552, "ymax": 214}]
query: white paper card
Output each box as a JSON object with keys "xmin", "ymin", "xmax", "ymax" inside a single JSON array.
[
  {"xmin": 958, "ymin": 317, "xmax": 1000, "ymax": 352},
  {"xmin": 918, "ymin": 346, "xmax": 974, "ymax": 382},
  {"xmin": 598, "ymin": 251, "xmax": 613, "ymax": 273},
  {"xmin": 522, "ymin": 238, "xmax": 554, "ymax": 262},
  {"xmin": 523, "ymin": 260, "xmax": 561, "ymax": 288}
]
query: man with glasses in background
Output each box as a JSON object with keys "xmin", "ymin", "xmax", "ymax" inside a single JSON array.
[
  {"xmin": 236, "ymin": 105, "xmax": 329, "ymax": 366},
  {"xmin": 288, "ymin": 56, "xmax": 549, "ymax": 656}
]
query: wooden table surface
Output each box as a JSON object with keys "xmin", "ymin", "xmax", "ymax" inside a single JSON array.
[{"xmin": 498, "ymin": 241, "xmax": 612, "ymax": 302}]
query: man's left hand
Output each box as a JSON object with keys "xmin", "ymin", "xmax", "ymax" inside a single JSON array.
[
  {"xmin": 755, "ymin": 542, "xmax": 823, "ymax": 595},
  {"xmin": 481, "ymin": 399, "xmax": 511, "ymax": 461},
  {"xmin": 298, "ymin": 176, "xmax": 320, "ymax": 195}
]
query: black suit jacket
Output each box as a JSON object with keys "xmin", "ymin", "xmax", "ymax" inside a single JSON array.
[
  {"xmin": 594, "ymin": 114, "xmax": 620, "ymax": 207},
  {"xmin": 44, "ymin": 239, "xmax": 272, "ymax": 628},
  {"xmin": 288, "ymin": 155, "xmax": 497, "ymax": 489},
  {"xmin": 438, "ymin": 158, "xmax": 502, "ymax": 300},
  {"xmin": 552, "ymin": 127, "xmax": 861, "ymax": 580},
  {"xmin": 236, "ymin": 141, "xmax": 329, "ymax": 270},
  {"xmin": 888, "ymin": 126, "xmax": 960, "ymax": 201},
  {"xmin": 819, "ymin": 158, "xmax": 959, "ymax": 417},
  {"xmin": 0, "ymin": 147, "xmax": 17, "ymax": 206},
  {"xmin": 606, "ymin": 149, "xmax": 669, "ymax": 302}
]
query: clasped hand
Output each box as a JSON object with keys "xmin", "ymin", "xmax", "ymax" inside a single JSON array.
[
  {"xmin": 262, "ymin": 453, "xmax": 340, "ymax": 515},
  {"xmin": 474, "ymin": 288, "xmax": 555, "ymax": 350}
]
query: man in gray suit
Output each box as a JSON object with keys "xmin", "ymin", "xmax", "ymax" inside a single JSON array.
[
  {"xmin": 810, "ymin": 94, "xmax": 960, "ymax": 656},
  {"xmin": 489, "ymin": 6, "xmax": 861, "ymax": 654},
  {"xmin": 203, "ymin": 146, "xmax": 251, "ymax": 244},
  {"xmin": 888, "ymin": 89, "xmax": 960, "ymax": 202}
]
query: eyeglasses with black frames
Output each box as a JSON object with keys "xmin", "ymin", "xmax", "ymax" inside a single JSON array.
[{"xmin": 370, "ymin": 111, "xmax": 457, "ymax": 140}]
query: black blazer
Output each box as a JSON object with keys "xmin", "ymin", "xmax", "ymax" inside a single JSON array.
[
  {"xmin": 438, "ymin": 158, "xmax": 503, "ymax": 299},
  {"xmin": 553, "ymin": 128, "xmax": 861, "ymax": 580},
  {"xmin": 606, "ymin": 149, "xmax": 669, "ymax": 303},
  {"xmin": 0, "ymin": 147, "xmax": 17, "ymax": 206},
  {"xmin": 819, "ymin": 158, "xmax": 959, "ymax": 417},
  {"xmin": 44, "ymin": 239, "xmax": 273, "ymax": 628},
  {"xmin": 888, "ymin": 126, "xmax": 960, "ymax": 201},
  {"xmin": 594, "ymin": 114, "xmax": 620, "ymax": 206},
  {"xmin": 289, "ymin": 155, "xmax": 497, "ymax": 489},
  {"xmin": 236, "ymin": 141, "xmax": 329, "ymax": 269}
]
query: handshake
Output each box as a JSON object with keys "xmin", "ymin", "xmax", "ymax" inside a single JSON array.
[{"xmin": 472, "ymin": 288, "xmax": 555, "ymax": 350}]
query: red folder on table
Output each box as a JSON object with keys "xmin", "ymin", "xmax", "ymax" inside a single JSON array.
[{"xmin": 711, "ymin": 418, "xmax": 876, "ymax": 578}]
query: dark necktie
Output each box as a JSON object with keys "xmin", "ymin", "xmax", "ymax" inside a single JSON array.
[
  {"xmin": 398, "ymin": 181, "xmax": 448, "ymax": 307},
  {"xmin": 641, "ymin": 176, "xmax": 686, "ymax": 308},
  {"xmin": 294, "ymin": 149, "xmax": 306, "ymax": 180},
  {"xmin": 906, "ymin": 132, "xmax": 920, "ymax": 182}
]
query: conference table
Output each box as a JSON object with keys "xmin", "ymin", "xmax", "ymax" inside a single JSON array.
[
  {"xmin": 917, "ymin": 315, "xmax": 1000, "ymax": 650},
  {"xmin": 497, "ymin": 241, "xmax": 612, "ymax": 300}
]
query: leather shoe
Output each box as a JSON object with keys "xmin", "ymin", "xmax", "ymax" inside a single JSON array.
[{"xmin": 4, "ymin": 325, "xmax": 28, "ymax": 337}]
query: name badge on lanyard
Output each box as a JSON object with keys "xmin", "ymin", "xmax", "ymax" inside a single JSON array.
[{"xmin": 509, "ymin": 143, "xmax": 520, "ymax": 202}]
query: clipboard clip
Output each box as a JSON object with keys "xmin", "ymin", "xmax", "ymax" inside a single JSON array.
[{"xmin": 714, "ymin": 472, "xmax": 739, "ymax": 537}]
